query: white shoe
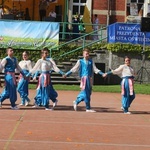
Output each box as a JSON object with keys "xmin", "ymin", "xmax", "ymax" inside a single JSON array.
[
  {"xmin": 121, "ymin": 107, "xmax": 124, "ymax": 111},
  {"xmin": 124, "ymin": 111, "xmax": 131, "ymax": 114},
  {"xmin": 0, "ymin": 102, "xmax": 2, "ymax": 108},
  {"xmin": 25, "ymin": 101, "xmax": 30, "ymax": 106},
  {"xmin": 32, "ymin": 104, "xmax": 39, "ymax": 108},
  {"xmin": 19, "ymin": 103, "xmax": 24, "ymax": 106},
  {"xmin": 73, "ymin": 101, "xmax": 77, "ymax": 111},
  {"xmin": 86, "ymin": 109, "xmax": 96, "ymax": 113},
  {"xmin": 45, "ymin": 108, "xmax": 53, "ymax": 111},
  {"xmin": 53, "ymin": 99, "xmax": 58, "ymax": 108},
  {"xmin": 11, "ymin": 106, "xmax": 19, "ymax": 110}
]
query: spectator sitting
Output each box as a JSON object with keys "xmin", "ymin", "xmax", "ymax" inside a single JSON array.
[
  {"xmin": 49, "ymin": 9, "xmax": 56, "ymax": 18},
  {"xmin": 0, "ymin": 5, "xmax": 4, "ymax": 19}
]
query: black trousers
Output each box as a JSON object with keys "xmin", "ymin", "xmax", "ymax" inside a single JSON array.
[{"xmin": 39, "ymin": 9, "xmax": 46, "ymax": 21}]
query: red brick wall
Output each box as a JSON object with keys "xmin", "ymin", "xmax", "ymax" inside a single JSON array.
[
  {"xmin": 111, "ymin": 0, "xmax": 125, "ymax": 11},
  {"xmin": 93, "ymin": 0, "xmax": 108, "ymax": 10},
  {"xmin": 93, "ymin": 0, "xmax": 126, "ymax": 24},
  {"xmin": 92, "ymin": 14, "xmax": 107, "ymax": 25},
  {"xmin": 110, "ymin": 16, "xmax": 125, "ymax": 24}
]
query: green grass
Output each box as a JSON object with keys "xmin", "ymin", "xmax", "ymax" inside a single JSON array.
[{"xmin": 29, "ymin": 84, "xmax": 150, "ymax": 95}]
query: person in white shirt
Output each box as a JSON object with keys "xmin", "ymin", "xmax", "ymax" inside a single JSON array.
[
  {"xmin": 17, "ymin": 51, "xmax": 32, "ymax": 106},
  {"xmin": 106, "ymin": 56, "xmax": 136, "ymax": 114},
  {"xmin": 27, "ymin": 48, "xmax": 63, "ymax": 110},
  {"xmin": 0, "ymin": 5, "xmax": 4, "ymax": 19},
  {"xmin": 48, "ymin": 9, "xmax": 56, "ymax": 18},
  {"xmin": 32, "ymin": 50, "xmax": 64, "ymax": 109},
  {"xmin": 93, "ymin": 14, "xmax": 100, "ymax": 40}
]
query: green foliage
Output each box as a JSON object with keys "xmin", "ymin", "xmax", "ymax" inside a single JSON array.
[
  {"xmin": 51, "ymin": 44, "xmax": 82, "ymax": 62},
  {"xmin": 0, "ymin": 48, "xmax": 41, "ymax": 62},
  {"xmin": 107, "ymin": 43, "xmax": 150, "ymax": 58},
  {"xmin": 0, "ymin": 42, "xmax": 150, "ymax": 62},
  {"xmin": 51, "ymin": 42, "xmax": 108, "ymax": 62},
  {"xmin": 90, "ymin": 42, "xmax": 107, "ymax": 50},
  {"xmin": 107, "ymin": 43, "xmax": 143, "ymax": 53}
]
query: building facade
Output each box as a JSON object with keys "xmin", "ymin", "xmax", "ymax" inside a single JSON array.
[
  {"xmin": 69, "ymin": 0, "xmax": 145, "ymax": 25},
  {"xmin": 0, "ymin": 0, "xmax": 146, "ymax": 24}
]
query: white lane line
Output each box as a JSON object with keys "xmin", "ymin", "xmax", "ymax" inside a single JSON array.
[
  {"xmin": 0, "ymin": 119, "xmax": 150, "ymax": 127},
  {"xmin": 3, "ymin": 110, "xmax": 26, "ymax": 150},
  {"xmin": 0, "ymin": 140, "xmax": 150, "ymax": 148}
]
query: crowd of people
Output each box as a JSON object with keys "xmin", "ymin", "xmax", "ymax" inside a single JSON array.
[
  {"xmin": 72, "ymin": 13, "xmax": 101, "ymax": 40},
  {"xmin": 0, "ymin": 47, "xmax": 136, "ymax": 114}
]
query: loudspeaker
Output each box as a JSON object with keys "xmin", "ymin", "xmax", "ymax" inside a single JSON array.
[
  {"xmin": 44, "ymin": 17, "xmax": 55, "ymax": 22},
  {"xmin": 141, "ymin": 17, "xmax": 150, "ymax": 32},
  {"xmin": 2, "ymin": 14, "xmax": 15, "ymax": 20}
]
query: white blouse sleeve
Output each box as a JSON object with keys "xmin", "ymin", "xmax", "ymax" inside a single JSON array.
[
  {"xmin": 0, "ymin": 60, "xmax": 3, "ymax": 71},
  {"xmin": 112, "ymin": 65, "xmax": 124, "ymax": 75},
  {"xmin": 1, "ymin": 58, "xmax": 7, "ymax": 68},
  {"xmin": 93, "ymin": 62, "xmax": 101, "ymax": 74},
  {"xmin": 49, "ymin": 58, "xmax": 61, "ymax": 73},
  {"xmin": 27, "ymin": 60, "xmax": 33, "ymax": 71},
  {"xmin": 70, "ymin": 60, "xmax": 80, "ymax": 73},
  {"xmin": 30, "ymin": 59, "xmax": 41, "ymax": 74}
]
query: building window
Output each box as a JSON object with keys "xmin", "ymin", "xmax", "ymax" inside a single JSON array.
[
  {"xmin": 73, "ymin": 0, "xmax": 86, "ymax": 16},
  {"xmin": 81, "ymin": 0, "xmax": 86, "ymax": 3},
  {"xmin": 73, "ymin": 0, "xmax": 79, "ymax": 2},
  {"xmin": 127, "ymin": 0, "xmax": 144, "ymax": 16}
]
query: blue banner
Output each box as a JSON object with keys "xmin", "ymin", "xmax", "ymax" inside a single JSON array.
[
  {"xmin": 107, "ymin": 23, "xmax": 150, "ymax": 45},
  {"xmin": 0, "ymin": 20, "xmax": 59, "ymax": 50}
]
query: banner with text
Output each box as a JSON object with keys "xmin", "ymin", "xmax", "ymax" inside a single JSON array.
[
  {"xmin": 108, "ymin": 23, "xmax": 150, "ymax": 45},
  {"xmin": 0, "ymin": 20, "xmax": 59, "ymax": 50}
]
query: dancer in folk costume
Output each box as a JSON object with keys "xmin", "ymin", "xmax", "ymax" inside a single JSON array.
[
  {"xmin": 27, "ymin": 48, "xmax": 63, "ymax": 110},
  {"xmin": 46, "ymin": 54, "xmax": 64, "ymax": 108},
  {"xmin": 33, "ymin": 69, "xmax": 59, "ymax": 109},
  {"xmin": 32, "ymin": 47, "xmax": 64, "ymax": 109},
  {"xmin": 64, "ymin": 48, "xmax": 106, "ymax": 112},
  {"xmin": 0, "ymin": 47, "xmax": 26, "ymax": 109},
  {"xmin": 106, "ymin": 56, "xmax": 135, "ymax": 114},
  {"xmin": 17, "ymin": 51, "xmax": 32, "ymax": 106}
]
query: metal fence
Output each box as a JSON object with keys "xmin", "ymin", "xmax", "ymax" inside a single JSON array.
[{"xmin": 50, "ymin": 21, "xmax": 107, "ymax": 60}]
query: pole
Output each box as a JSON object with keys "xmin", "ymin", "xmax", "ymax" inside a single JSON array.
[
  {"xmin": 62, "ymin": 0, "xmax": 68, "ymax": 40},
  {"xmin": 32, "ymin": 0, "xmax": 35, "ymax": 20},
  {"xmin": 139, "ymin": 32, "xmax": 146, "ymax": 84},
  {"xmin": 107, "ymin": 0, "xmax": 110, "ymax": 26},
  {"xmin": 107, "ymin": 0, "xmax": 112, "ymax": 84},
  {"xmin": 107, "ymin": 0, "xmax": 112, "ymax": 69}
]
